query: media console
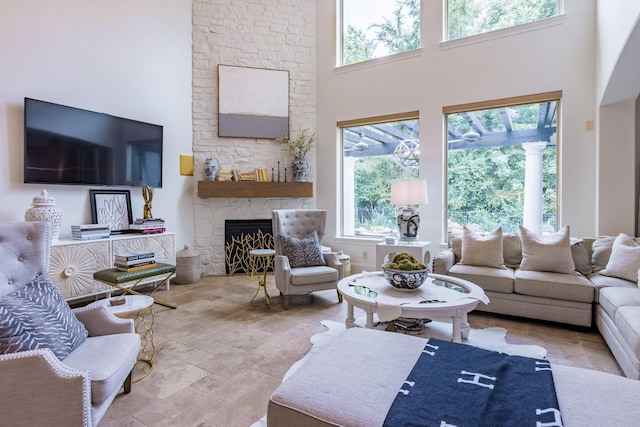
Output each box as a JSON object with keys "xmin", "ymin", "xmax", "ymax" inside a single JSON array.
[{"xmin": 49, "ymin": 232, "xmax": 176, "ymax": 301}]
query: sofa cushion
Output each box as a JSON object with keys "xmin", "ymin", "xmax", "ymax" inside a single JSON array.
[
  {"xmin": 514, "ymin": 269, "xmax": 594, "ymax": 303},
  {"xmin": 600, "ymin": 233, "xmax": 640, "ymax": 283},
  {"xmin": 519, "ymin": 225, "xmax": 575, "ymax": 274},
  {"xmin": 0, "ymin": 278, "xmax": 88, "ymax": 359},
  {"xmin": 598, "ymin": 287, "xmax": 640, "ymax": 321},
  {"xmin": 448, "ymin": 229, "xmax": 463, "ymax": 262},
  {"xmin": 449, "ymin": 264, "xmax": 514, "ymax": 294},
  {"xmin": 591, "ymin": 236, "xmax": 616, "ymax": 273},
  {"xmin": 280, "ymin": 230, "xmax": 326, "ymax": 268},
  {"xmin": 614, "ymin": 306, "xmax": 640, "ymax": 361},
  {"xmin": 571, "ymin": 238, "xmax": 593, "ymax": 276},
  {"xmin": 590, "ymin": 272, "xmax": 637, "ymax": 302},
  {"xmin": 503, "ymin": 233, "xmax": 522, "ymax": 268},
  {"xmin": 63, "ymin": 333, "xmax": 140, "ymax": 405},
  {"xmin": 459, "ymin": 226, "xmax": 506, "ymax": 269}
]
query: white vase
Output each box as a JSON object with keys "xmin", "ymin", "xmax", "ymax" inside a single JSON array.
[
  {"xmin": 25, "ymin": 189, "xmax": 63, "ymax": 242},
  {"xmin": 291, "ymin": 158, "xmax": 309, "ymax": 182}
]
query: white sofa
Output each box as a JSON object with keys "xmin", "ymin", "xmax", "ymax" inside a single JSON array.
[{"xmin": 434, "ymin": 230, "xmax": 640, "ymax": 379}]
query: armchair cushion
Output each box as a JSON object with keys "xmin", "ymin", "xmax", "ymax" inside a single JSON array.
[
  {"xmin": 280, "ymin": 230, "xmax": 326, "ymax": 268},
  {"xmin": 0, "ymin": 278, "xmax": 88, "ymax": 359}
]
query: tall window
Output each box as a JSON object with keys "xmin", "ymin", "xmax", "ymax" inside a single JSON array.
[
  {"xmin": 447, "ymin": 0, "xmax": 559, "ymax": 41},
  {"xmin": 445, "ymin": 92, "xmax": 560, "ymax": 234},
  {"xmin": 341, "ymin": 0, "xmax": 420, "ymax": 66},
  {"xmin": 340, "ymin": 113, "xmax": 419, "ymax": 238}
]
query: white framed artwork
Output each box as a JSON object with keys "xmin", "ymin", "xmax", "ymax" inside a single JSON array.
[{"xmin": 218, "ymin": 65, "xmax": 289, "ymax": 139}]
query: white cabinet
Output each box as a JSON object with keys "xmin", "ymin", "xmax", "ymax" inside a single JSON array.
[
  {"xmin": 375, "ymin": 240, "xmax": 432, "ymax": 270},
  {"xmin": 50, "ymin": 233, "xmax": 175, "ymax": 301}
]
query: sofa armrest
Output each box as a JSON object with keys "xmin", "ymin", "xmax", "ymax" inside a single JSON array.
[
  {"xmin": 0, "ymin": 349, "xmax": 91, "ymax": 426},
  {"xmin": 433, "ymin": 248, "xmax": 455, "ymax": 275},
  {"xmin": 73, "ymin": 305, "xmax": 135, "ymax": 336}
]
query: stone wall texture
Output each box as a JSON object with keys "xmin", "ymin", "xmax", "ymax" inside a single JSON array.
[{"xmin": 192, "ymin": 0, "xmax": 317, "ymax": 275}]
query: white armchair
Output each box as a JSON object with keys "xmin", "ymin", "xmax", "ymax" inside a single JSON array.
[
  {"xmin": 0, "ymin": 221, "xmax": 140, "ymax": 426},
  {"xmin": 272, "ymin": 209, "xmax": 343, "ymax": 309}
]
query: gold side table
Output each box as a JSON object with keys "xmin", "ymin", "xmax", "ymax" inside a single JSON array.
[
  {"xmin": 249, "ymin": 249, "xmax": 275, "ymax": 308},
  {"xmin": 88, "ymin": 295, "xmax": 155, "ymax": 382}
]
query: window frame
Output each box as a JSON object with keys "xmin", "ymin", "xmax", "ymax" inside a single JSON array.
[
  {"xmin": 443, "ymin": 91, "xmax": 562, "ymax": 241},
  {"xmin": 338, "ymin": 111, "xmax": 420, "ymax": 239}
]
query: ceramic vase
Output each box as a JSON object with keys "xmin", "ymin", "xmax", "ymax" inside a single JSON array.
[
  {"xmin": 25, "ymin": 189, "xmax": 63, "ymax": 242},
  {"xmin": 291, "ymin": 158, "xmax": 309, "ymax": 182},
  {"xmin": 204, "ymin": 157, "xmax": 219, "ymax": 181}
]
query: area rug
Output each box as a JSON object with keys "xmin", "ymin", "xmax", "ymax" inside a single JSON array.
[{"xmin": 250, "ymin": 319, "xmax": 546, "ymax": 427}]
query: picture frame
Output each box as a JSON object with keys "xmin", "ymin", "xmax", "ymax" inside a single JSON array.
[
  {"xmin": 89, "ymin": 190, "xmax": 133, "ymax": 234},
  {"xmin": 218, "ymin": 64, "xmax": 289, "ymax": 139}
]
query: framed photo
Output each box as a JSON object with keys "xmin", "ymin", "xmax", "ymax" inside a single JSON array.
[{"xmin": 89, "ymin": 190, "xmax": 133, "ymax": 234}]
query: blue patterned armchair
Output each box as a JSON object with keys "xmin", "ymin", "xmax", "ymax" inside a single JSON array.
[{"xmin": 0, "ymin": 221, "xmax": 140, "ymax": 426}]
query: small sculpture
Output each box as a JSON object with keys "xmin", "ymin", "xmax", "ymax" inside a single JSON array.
[{"xmin": 142, "ymin": 185, "xmax": 153, "ymax": 219}]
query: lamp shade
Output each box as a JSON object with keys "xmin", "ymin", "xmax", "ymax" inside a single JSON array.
[{"xmin": 390, "ymin": 179, "xmax": 428, "ymax": 206}]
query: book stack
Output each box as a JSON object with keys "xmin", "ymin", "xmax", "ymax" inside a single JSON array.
[
  {"xmin": 254, "ymin": 168, "xmax": 271, "ymax": 182},
  {"xmin": 114, "ymin": 251, "xmax": 156, "ymax": 272},
  {"xmin": 218, "ymin": 169, "xmax": 235, "ymax": 181},
  {"xmin": 129, "ymin": 218, "xmax": 166, "ymax": 234},
  {"xmin": 71, "ymin": 224, "xmax": 111, "ymax": 240}
]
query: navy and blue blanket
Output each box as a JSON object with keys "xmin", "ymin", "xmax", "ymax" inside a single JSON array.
[{"xmin": 383, "ymin": 339, "xmax": 563, "ymax": 427}]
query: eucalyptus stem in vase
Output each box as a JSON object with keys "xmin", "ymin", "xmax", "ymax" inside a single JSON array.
[{"xmin": 274, "ymin": 129, "xmax": 316, "ymax": 182}]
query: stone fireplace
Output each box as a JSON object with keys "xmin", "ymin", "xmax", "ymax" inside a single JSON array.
[{"xmin": 224, "ymin": 219, "xmax": 274, "ymax": 274}]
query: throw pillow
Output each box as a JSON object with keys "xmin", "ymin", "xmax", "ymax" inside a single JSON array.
[
  {"xmin": 460, "ymin": 226, "xmax": 506, "ymax": 269},
  {"xmin": 280, "ymin": 230, "xmax": 326, "ymax": 268},
  {"xmin": 519, "ymin": 225, "xmax": 575, "ymax": 274},
  {"xmin": 591, "ymin": 236, "xmax": 617, "ymax": 273},
  {"xmin": 0, "ymin": 277, "xmax": 88, "ymax": 359},
  {"xmin": 600, "ymin": 233, "xmax": 640, "ymax": 283},
  {"xmin": 448, "ymin": 229, "xmax": 463, "ymax": 262},
  {"xmin": 571, "ymin": 238, "xmax": 593, "ymax": 276},
  {"xmin": 503, "ymin": 233, "xmax": 523, "ymax": 268}
]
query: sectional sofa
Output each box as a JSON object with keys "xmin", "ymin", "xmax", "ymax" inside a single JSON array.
[{"xmin": 433, "ymin": 227, "xmax": 640, "ymax": 379}]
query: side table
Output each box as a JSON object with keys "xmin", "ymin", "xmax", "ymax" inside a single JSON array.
[
  {"xmin": 376, "ymin": 240, "xmax": 432, "ymax": 270},
  {"xmin": 249, "ymin": 249, "xmax": 275, "ymax": 308},
  {"xmin": 88, "ymin": 295, "xmax": 155, "ymax": 382}
]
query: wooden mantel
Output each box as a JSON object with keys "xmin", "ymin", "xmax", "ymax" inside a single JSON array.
[{"xmin": 197, "ymin": 181, "xmax": 313, "ymax": 198}]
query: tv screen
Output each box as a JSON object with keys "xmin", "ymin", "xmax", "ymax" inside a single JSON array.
[{"xmin": 24, "ymin": 98, "xmax": 163, "ymax": 188}]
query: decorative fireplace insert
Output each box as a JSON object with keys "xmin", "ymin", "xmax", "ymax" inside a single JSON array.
[{"xmin": 224, "ymin": 219, "xmax": 274, "ymax": 274}]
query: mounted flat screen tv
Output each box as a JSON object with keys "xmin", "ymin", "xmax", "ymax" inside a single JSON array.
[{"xmin": 24, "ymin": 98, "xmax": 163, "ymax": 188}]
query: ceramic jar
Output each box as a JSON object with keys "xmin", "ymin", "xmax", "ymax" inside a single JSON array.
[
  {"xmin": 291, "ymin": 158, "xmax": 309, "ymax": 182},
  {"xmin": 204, "ymin": 157, "xmax": 219, "ymax": 181},
  {"xmin": 25, "ymin": 189, "xmax": 63, "ymax": 242}
]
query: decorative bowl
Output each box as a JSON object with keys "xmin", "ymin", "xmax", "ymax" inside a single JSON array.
[{"xmin": 381, "ymin": 264, "xmax": 429, "ymax": 290}]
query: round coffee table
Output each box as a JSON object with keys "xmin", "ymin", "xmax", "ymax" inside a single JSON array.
[{"xmin": 337, "ymin": 272, "xmax": 488, "ymax": 343}]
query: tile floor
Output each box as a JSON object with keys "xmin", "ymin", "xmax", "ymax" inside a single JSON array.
[{"xmin": 97, "ymin": 273, "xmax": 622, "ymax": 427}]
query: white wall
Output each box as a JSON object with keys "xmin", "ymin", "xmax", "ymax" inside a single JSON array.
[
  {"xmin": 192, "ymin": 0, "xmax": 317, "ymax": 275},
  {"xmin": 317, "ymin": 0, "xmax": 598, "ymax": 271},
  {"xmin": 0, "ymin": 0, "xmax": 194, "ymax": 250}
]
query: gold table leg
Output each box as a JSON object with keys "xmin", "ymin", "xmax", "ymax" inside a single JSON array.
[{"xmin": 250, "ymin": 254, "xmax": 273, "ymax": 308}]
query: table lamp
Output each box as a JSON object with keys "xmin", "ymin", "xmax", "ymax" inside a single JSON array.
[{"xmin": 390, "ymin": 179, "xmax": 428, "ymax": 241}]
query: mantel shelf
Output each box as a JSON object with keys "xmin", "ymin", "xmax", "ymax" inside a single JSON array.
[{"xmin": 197, "ymin": 181, "xmax": 313, "ymax": 198}]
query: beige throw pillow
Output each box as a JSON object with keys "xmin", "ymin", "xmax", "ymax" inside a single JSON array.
[
  {"xmin": 600, "ymin": 233, "xmax": 640, "ymax": 283},
  {"xmin": 519, "ymin": 225, "xmax": 575, "ymax": 274},
  {"xmin": 460, "ymin": 226, "xmax": 506, "ymax": 269}
]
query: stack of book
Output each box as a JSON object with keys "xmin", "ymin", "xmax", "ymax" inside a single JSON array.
[
  {"xmin": 71, "ymin": 224, "xmax": 110, "ymax": 240},
  {"xmin": 129, "ymin": 218, "xmax": 166, "ymax": 234},
  {"xmin": 114, "ymin": 251, "xmax": 156, "ymax": 272}
]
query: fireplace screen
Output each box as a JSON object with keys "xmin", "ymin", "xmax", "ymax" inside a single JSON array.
[{"xmin": 225, "ymin": 219, "xmax": 274, "ymax": 274}]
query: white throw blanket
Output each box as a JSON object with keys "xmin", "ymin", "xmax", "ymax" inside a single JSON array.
[{"xmin": 353, "ymin": 271, "xmax": 490, "ymax": 322}]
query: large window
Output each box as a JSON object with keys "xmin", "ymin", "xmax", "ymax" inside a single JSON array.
[
  {"xmin": 447, "ymin": 0, "xmax": 559, "ymax": 40},
  {"xmin": 341, "ymin": 0, "xmax": 420, "ymax": 66},
  {"xmin": 445, "ymin": 92, "xmax": 560, "ymax": 234},
  {"xmin": 340, "ymin": 113, "xmax": 419, "ymax": 238}
]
